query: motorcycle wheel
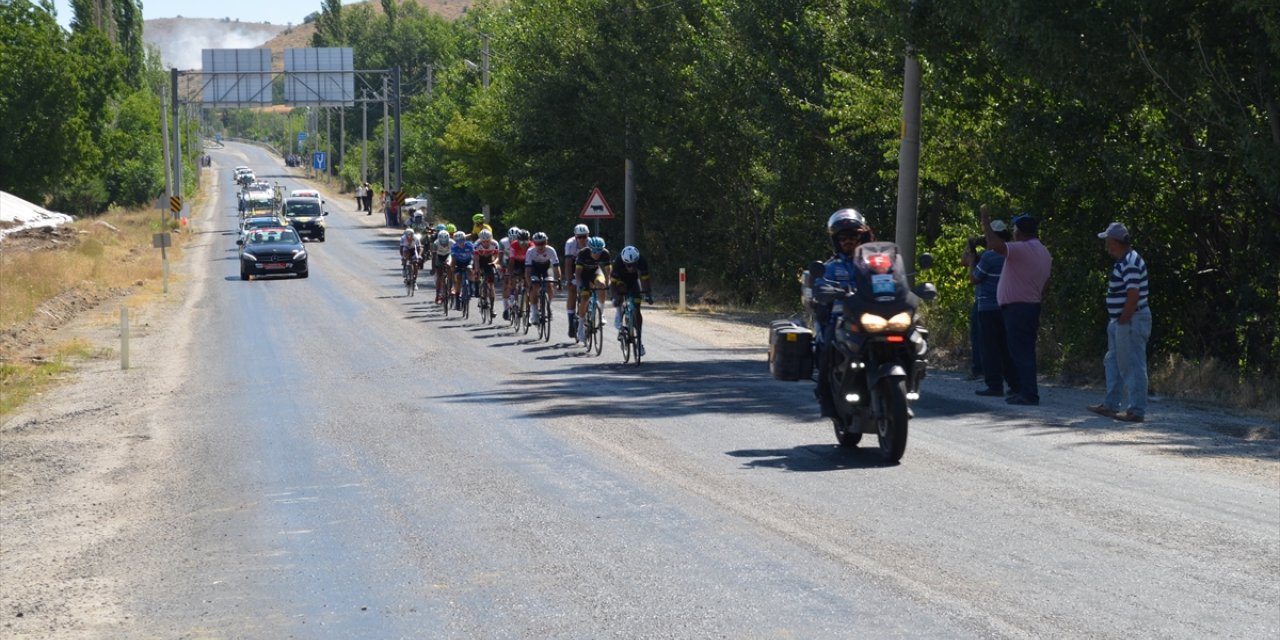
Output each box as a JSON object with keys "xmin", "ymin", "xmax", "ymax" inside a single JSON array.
[
  {"xmin": 832, "ymin": 416, "xmax": 862, "ymax": 448},
  {"xmin": 876, "ymin": 379, "xmax": 910, "ymax": 462}
]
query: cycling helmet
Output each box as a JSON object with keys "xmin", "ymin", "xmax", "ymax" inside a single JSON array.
[
  {"xmin": 435, "ymin": 223, "xmax": 447, "ymax": 233},
  {"xmin": 587, "ymin": 236, "xmax": 606, "ymax": 252},
  {"xmin": 507, "ymin": 226, "xmax": 520, "ymax": 240},
  {"xmin": 453, "ymin": 231, "xmax": 466, "ymax": 242},
  {"xmin": 436, "ymin": 230, "xmax": 450, "ymax": 243},
  {"xmin": 573, "ymin": 224, "xmax": 589, "ymax": 236},
  {"xmin": 620, "ymin": 246, "xmax": 640, "ymax": 264},
  {"xmin": 445, "ymin": 223, "xmax": 457, "ymax": 234},
  {"xmin": 479, "ymin": 229, "xmax": 493, "ymax": 241},
  {"xmin": 518, "ymin": 230, "xmax": 531, "ymax": 242},
  {"xmin": 827, "ymin": 208, "xmax": 869, "ymax": 252},
  {"xmin": 531, "ymin": 231, "xmax": 548, "ymax": 246},
  {"xmin": 473, "ymin": 213, "xmax": 486, "ymax": 223}
]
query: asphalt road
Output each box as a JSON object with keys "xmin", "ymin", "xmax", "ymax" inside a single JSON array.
[{"xmin": 113, "ymin": 142, "xmax": 1279, "ymax": 638}]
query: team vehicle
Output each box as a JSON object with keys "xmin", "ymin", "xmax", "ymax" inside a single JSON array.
[
  {"xmin": 237, "ymin": 227, "xmax": 309, "ymax": 280},
  {"xmin": 281, "ymin": 197, "xmax": 329, "ymax": 241}
]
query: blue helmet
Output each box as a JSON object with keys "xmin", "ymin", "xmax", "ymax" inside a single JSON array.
[{"xmin": 587, "ymin": 236, "xmax": 606, "ymax": 252}]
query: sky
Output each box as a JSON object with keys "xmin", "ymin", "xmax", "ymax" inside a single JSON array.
[{"xmin": 50, "ymin": 0, "xmax": 339, "ymax": 29}]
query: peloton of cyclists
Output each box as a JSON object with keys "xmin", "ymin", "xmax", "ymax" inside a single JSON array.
[
  {"xmin": 611, "ymin": 245, "xmax": 653, "ymax": 357},
  {"xmin": 525, "ymin": 232, "xmax": 561, "ymax": 326},
  {"xmin": 563, "ymin": 223, "xmax": 592, "ymax": 340},
  {"xmin": 573, "ymin": 236, "xmax": 611, "ymax": 343}
]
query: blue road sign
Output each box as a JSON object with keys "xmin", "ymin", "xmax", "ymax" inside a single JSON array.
[
  {"xmin": 312, "ymin": 152, "xmax": 327, "ymax": 171},
  {"xmin": 298, "ymin": 132, "xmax": 307, "ymax": 142}
]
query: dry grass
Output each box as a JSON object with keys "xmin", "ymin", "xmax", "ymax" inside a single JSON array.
[
  {"xmin": 0, "ymin": 209, "xmax": 181, "ymax": 329},
  {"xmin": 1150, "ymin": 354, "xmax": 1280, "ymax": 418}
]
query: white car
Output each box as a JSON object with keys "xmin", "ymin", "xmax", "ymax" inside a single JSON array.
[{"xmin": 290, "ymin": 189, "xmax": 323, "ymax": 203}]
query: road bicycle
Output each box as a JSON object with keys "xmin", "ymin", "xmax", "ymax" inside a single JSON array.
[
  {"xmin": 456, "ymin": 268, "xmax": 472, "ymax": 320},
  {"xmin": 478, "ymin": 266, "xmax": 498, "ymax": 325},
  {"xmin": 513, "ymin": 280, "xmax": 532, "ymax": 335},
  {"xmin": 442, "ymin": 268, "xmax": 457, "ymax": 317},
  {"xmin": 402, "ymin": 255, "xmax": 418, "ymax": 297},
  {"xmin": 531, "ymin": 276, "xmax": 554, "ymax": 342},
  {"xmin": 618, "ymin": 295, "xmax": 644, "ymax": 365},
  {"xmin": 583, "ymin": 286, "xmax": 605, "ymax": 356}
]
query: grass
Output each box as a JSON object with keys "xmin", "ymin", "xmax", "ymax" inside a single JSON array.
[
  {"xmin": 1, "ymin": 204, "xmax": 187, "ymax": 418},
  {"xmin": 0, "ymin": 207, "xmax": 182, "ymax": 328}
]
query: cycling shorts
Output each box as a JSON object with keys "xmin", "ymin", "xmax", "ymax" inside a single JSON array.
[
  {"xmin": 432, "ymin": 253, "xmax": 450, "ymax": 270},
  {"xmin": 530, "ymin": 262, "xmax": 552, "ymax": 280},
  {"xmin": 577, "ymin": 270, "xmax": 607, "ymax": 295}
]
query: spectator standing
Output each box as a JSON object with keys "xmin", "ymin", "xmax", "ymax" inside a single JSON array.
[
  {"xmin": 967, "ymin": 220, "xmax": 1018, "ymax": 397},
  {"xmin": 981, "ymin": 205, "xmax": 1052, "ymax": 405},
  {"xmin": 363, "ymin": 183, "xmax": 373, "ymax": 214},
  {"xmin": 1088, "ymin": 222, "xmax": 1151, "ymax": 423},
  {"xmin": 355, "ymin": 183, "xmax": 366, "ymax": 211}
]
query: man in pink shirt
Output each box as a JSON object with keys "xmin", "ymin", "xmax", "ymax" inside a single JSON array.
[{"xmin": 981, "ymin": 205, "xmax": 1052, "ymax": 405}]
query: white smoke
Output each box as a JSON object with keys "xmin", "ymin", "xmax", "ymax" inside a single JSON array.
[{"xmin": 145, "ymin": 19, "xmax": 286, "ymax": 70}]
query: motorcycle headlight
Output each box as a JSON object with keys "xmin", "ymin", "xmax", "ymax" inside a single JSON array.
[
  {"xmin": 887, "ymin": 311, "xmax": 913, "ymax": 331},
  {"xmin": 860, "ymin": 313, "xmax": 888, "ymax": 333}
]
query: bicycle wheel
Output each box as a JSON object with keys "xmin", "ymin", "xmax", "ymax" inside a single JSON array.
[
  {"xmin": 520, "ymin": 290, "xmax": 532, "ymax": 335},
  {"xmin": 406, "ymin": 268, "xmax": 416, "ymax": 297},
  {"xmin": 619, "ymin": 325, "xmax": 632, "ymax": 363},
  {"xmin": 460, "ymin": 280, "xmax": 471, "ymax": 320},
  {"xmin": 590, "ymin": 297, "xmax": 603, "ymax": 356},
  {"xmin": 443, "ymin": 279, "xmax": 453, "ymax": 317},
  {"xmin": 631, "ymin": 306, "xmax": 643, "ymax": 365}
]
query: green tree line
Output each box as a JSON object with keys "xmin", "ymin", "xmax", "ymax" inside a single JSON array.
[
  {"xmin": 314, "ymin": 0, "xmax": 1276, "ymax": 381},
  {"xmin": 1, "ymin": 0, "xmax": 171, "ymax": 216}
]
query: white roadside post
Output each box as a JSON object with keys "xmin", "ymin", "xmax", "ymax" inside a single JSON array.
[
  {"xmin": 120, "ymin": 306, "xmax": 130, "ymax": 370},
  {"xmin": 679, "ymin": 268, "xmax": 686, "ymax": 312}
]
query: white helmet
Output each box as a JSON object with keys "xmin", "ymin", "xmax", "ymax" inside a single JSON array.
[
  {"xmin": 532, "ymin": 231, "xmax": 549, "ymax": 245},
  {"xmin": 479, "ymin": 229, "xmax": 493, "ymax": 241},
  {"xmin": 620, "ymin": 246, "xmax": 640, "ymax": 264},
  {"xmin": 507, "ymin": 226, "xmax": 520, "ymax": 240},
  {"xmin": 453, "ymin": 231, "xmax": 466, "ymax": 242},
  {"xmin": 436, "ymin": 231, "xmax": 450, "ymax": 244},
  {"xmin": 573, "ymin": 223, "xmax": 589, "ymax": 236}
]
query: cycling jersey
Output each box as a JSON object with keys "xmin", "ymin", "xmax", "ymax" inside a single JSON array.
[
  {"xmin": 564, "ymin": 236, "xmax": 589, "ymax": 264},
  {"xmin": 474, "ymin": 239, "xmax": 502, "ymax": 263},
  {"xmin": 431, "ymin": 239, "xmax": 453, "ymax": 269},
  {"xmin": 470, "ymin": 222, "xmax": 492, "ymax": 239},
  {"xmin": 611, "ymin": 254, "xmax": 651, "ymax": 295},
  {"xmin": 525, "ymin": 245, "xmax": 559, "ymax": 279},
  {"xmin": 509, "ymin": 240, "xmax": 531, "ymax": 264},
  {"xmin": 576, "ymin": 248, "xmax": 611, "ymax": 290},
  {"xmin": 451, "ymin": 240, "xmax": 475, "ymax": 267}
]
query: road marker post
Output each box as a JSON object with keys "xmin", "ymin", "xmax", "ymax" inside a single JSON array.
[
  {"xmin": 120, "ymin": 306, "xmax": 130, "ymax": 370},
  {"xmin": 679, "ymin": 268, "xmax": 687, "ymax": 312}
]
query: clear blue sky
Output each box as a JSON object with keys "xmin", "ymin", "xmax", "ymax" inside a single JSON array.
[{"xmin": 50, "ymin": 0, "xmax": 345, "ymax": 29}]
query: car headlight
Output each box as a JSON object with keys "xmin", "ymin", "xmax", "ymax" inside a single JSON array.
[
  {"xmin": 860, "ymin": 313, "xmax": 888, "ymax": 332},
  {"xmin": 886, "ymin": 311, "xmax": 913, "ymax": 331},
  {"xmin": 241, "ymin": 252, "xmax": 257, "ymax": 261},
  {"xmin": 292, "ymin": 250, "xmax": 307, "ymax": 260}
]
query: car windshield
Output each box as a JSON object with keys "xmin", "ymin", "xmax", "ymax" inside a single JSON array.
[
  {"xmin": 285, "ymin": 201, "xmax": 321, "ymax": 216},
  {"xmin": 243, "ymin": 218, "xmax": 279, "ymax": 229},
  {"xmin": 247, "ymin": 229, "xmax": 299, "ymax": 245}
]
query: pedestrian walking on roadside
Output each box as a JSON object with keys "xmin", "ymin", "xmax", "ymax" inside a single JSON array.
[
  {"xmin": 1087, "ymin": 222, "xmax": 1151, "ymax": 423},
  {"xmin": 981, "ymin": 205, "xmax": 1052, "ymax": 406},
  {"xmin": 967, "ymin": 219, "xmax": 1018, "ymax": 398}
]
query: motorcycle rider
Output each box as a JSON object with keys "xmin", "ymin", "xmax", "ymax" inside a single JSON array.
[{"xmin": 812, "ymin": 208, "xmax": 876, "ymax": 418}]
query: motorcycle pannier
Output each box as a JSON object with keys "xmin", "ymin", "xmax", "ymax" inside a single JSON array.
[{"xmin": 769, "ymin": 324, "xmax": 813, "ymax": 381}]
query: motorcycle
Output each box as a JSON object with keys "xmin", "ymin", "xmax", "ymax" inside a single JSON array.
[{"xmin": 806, "ymin": 242, "xmax": 935, "ymax": 462}]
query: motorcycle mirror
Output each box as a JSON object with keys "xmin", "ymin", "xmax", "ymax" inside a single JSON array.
[
  {"xmin": 914, "ymin": 282, "xmax": 938, "ymax": 302},
  {"xmin": 807, "ymin": 261, "xmax": 826, "ymax": 279},
  {"xmin": 918, "ymin": 253, "xmax": 934, "ymax": 270}
]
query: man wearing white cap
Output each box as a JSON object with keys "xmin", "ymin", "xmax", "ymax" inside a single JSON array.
[{"xmin": 1088, "ymin": 222, "xmax": 1151, "ymax": 422}]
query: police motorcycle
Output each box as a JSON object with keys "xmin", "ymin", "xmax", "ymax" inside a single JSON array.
[{"xmin": 806, "ymin": 240, "xmax": 935, "ymax": 463}]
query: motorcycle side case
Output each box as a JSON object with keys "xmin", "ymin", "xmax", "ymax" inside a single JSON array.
[{"xmin": 769, "ymin": 325, "xmax": 814, "ymax": 381}]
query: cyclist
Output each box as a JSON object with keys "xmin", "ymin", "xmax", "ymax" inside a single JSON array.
[
  {"xmin": 450, "ymin": 230, "xmax": 475, "ymax": 309},
  {"xmin": 812, "ymin": 208, "xmax": 876, "ymax": 418},
  {"xmin": 525, "ymin": 232, "xmax": 561, "ymax": 326},
  {"xmin": 430, "ymin": 230, "xmax": 454, "ymax": 304},
  {"xmin": 610, "ymin": 245, "xmax": 653, "ymax": 357},
  {"xmin": 574, "ymin": 236, "xmax": 612, "ymax": 343},
  {"xmin": 563, "ymin": 223, "xmax": 591, "ymax": 339},
  {"xmin": 505, "ymin": 229, "xmax": 532, "ymax": 320},
  {"xmin": 469, "ymin": 213, "xmax": 493, "ymax": 241},
  {"xmin": 473, "ymin": 229, "xmax": 503, "ymax": 318},
  {"xmin": 399, "ymin": 224, "xmax": 423, "ymax": 287}
]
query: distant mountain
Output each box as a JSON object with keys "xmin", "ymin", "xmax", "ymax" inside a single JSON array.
[{"xmin": 143, "ymin": 18, "xmax": 287, "ymax": 70}]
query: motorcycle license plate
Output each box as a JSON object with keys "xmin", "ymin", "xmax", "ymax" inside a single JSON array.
[{"xmin": 263, "ymin": 262, "xmax": 288, "ymax": 270}]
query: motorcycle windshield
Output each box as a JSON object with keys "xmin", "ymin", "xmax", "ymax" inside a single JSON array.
[{"xmin": 850, "ymin": 242, "xmax": 917, "ymax": 313}]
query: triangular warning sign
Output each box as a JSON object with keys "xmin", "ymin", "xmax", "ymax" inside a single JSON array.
[{"xmin": 579, "ymin": 187, "xmax": 615, "ymax": 219}]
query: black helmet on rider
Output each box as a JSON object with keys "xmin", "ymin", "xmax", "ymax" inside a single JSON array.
[{"xmin": 827, "ymin": 208, "xmax": 870, "ymax": 253}]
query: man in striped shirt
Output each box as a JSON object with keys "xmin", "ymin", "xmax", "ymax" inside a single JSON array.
[{"xmin": 1088, "ymin": 222, "xmax": 1151, "ymax": 422}]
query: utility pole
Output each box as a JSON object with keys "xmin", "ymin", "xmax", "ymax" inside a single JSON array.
[
  {"xmin": 361, "ymin": 90, "xmax": 368, "ymax": 184},
  {"xmin": 171, "ymin": 68, "xmax": 183, "ymax": 220},
  {"xmin": 339, "ymin": 106, "xmax": 345, "ymax": 182},
  {"xmin": 894, "ymin": 47, "xmax": 922, "ymax": 272},
  {"xmin": 160, "ymin": 90, "xmax": 173, "ymax": 223},
  {"xmin": 393, "ymin": 65, "xmax": 402, "ymax": 197},
  {"xmin": 382, "ymin": 75, "xmax": 390, "ymax": 222},
  {"xmin": 480, "ymin": 38, "xmax": 491, "ymax": 223}
]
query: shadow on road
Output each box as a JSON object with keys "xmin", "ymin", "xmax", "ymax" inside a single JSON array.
[{"xmin": 726, "ymin": 444, "xmax": 895, "ymax": 471}]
